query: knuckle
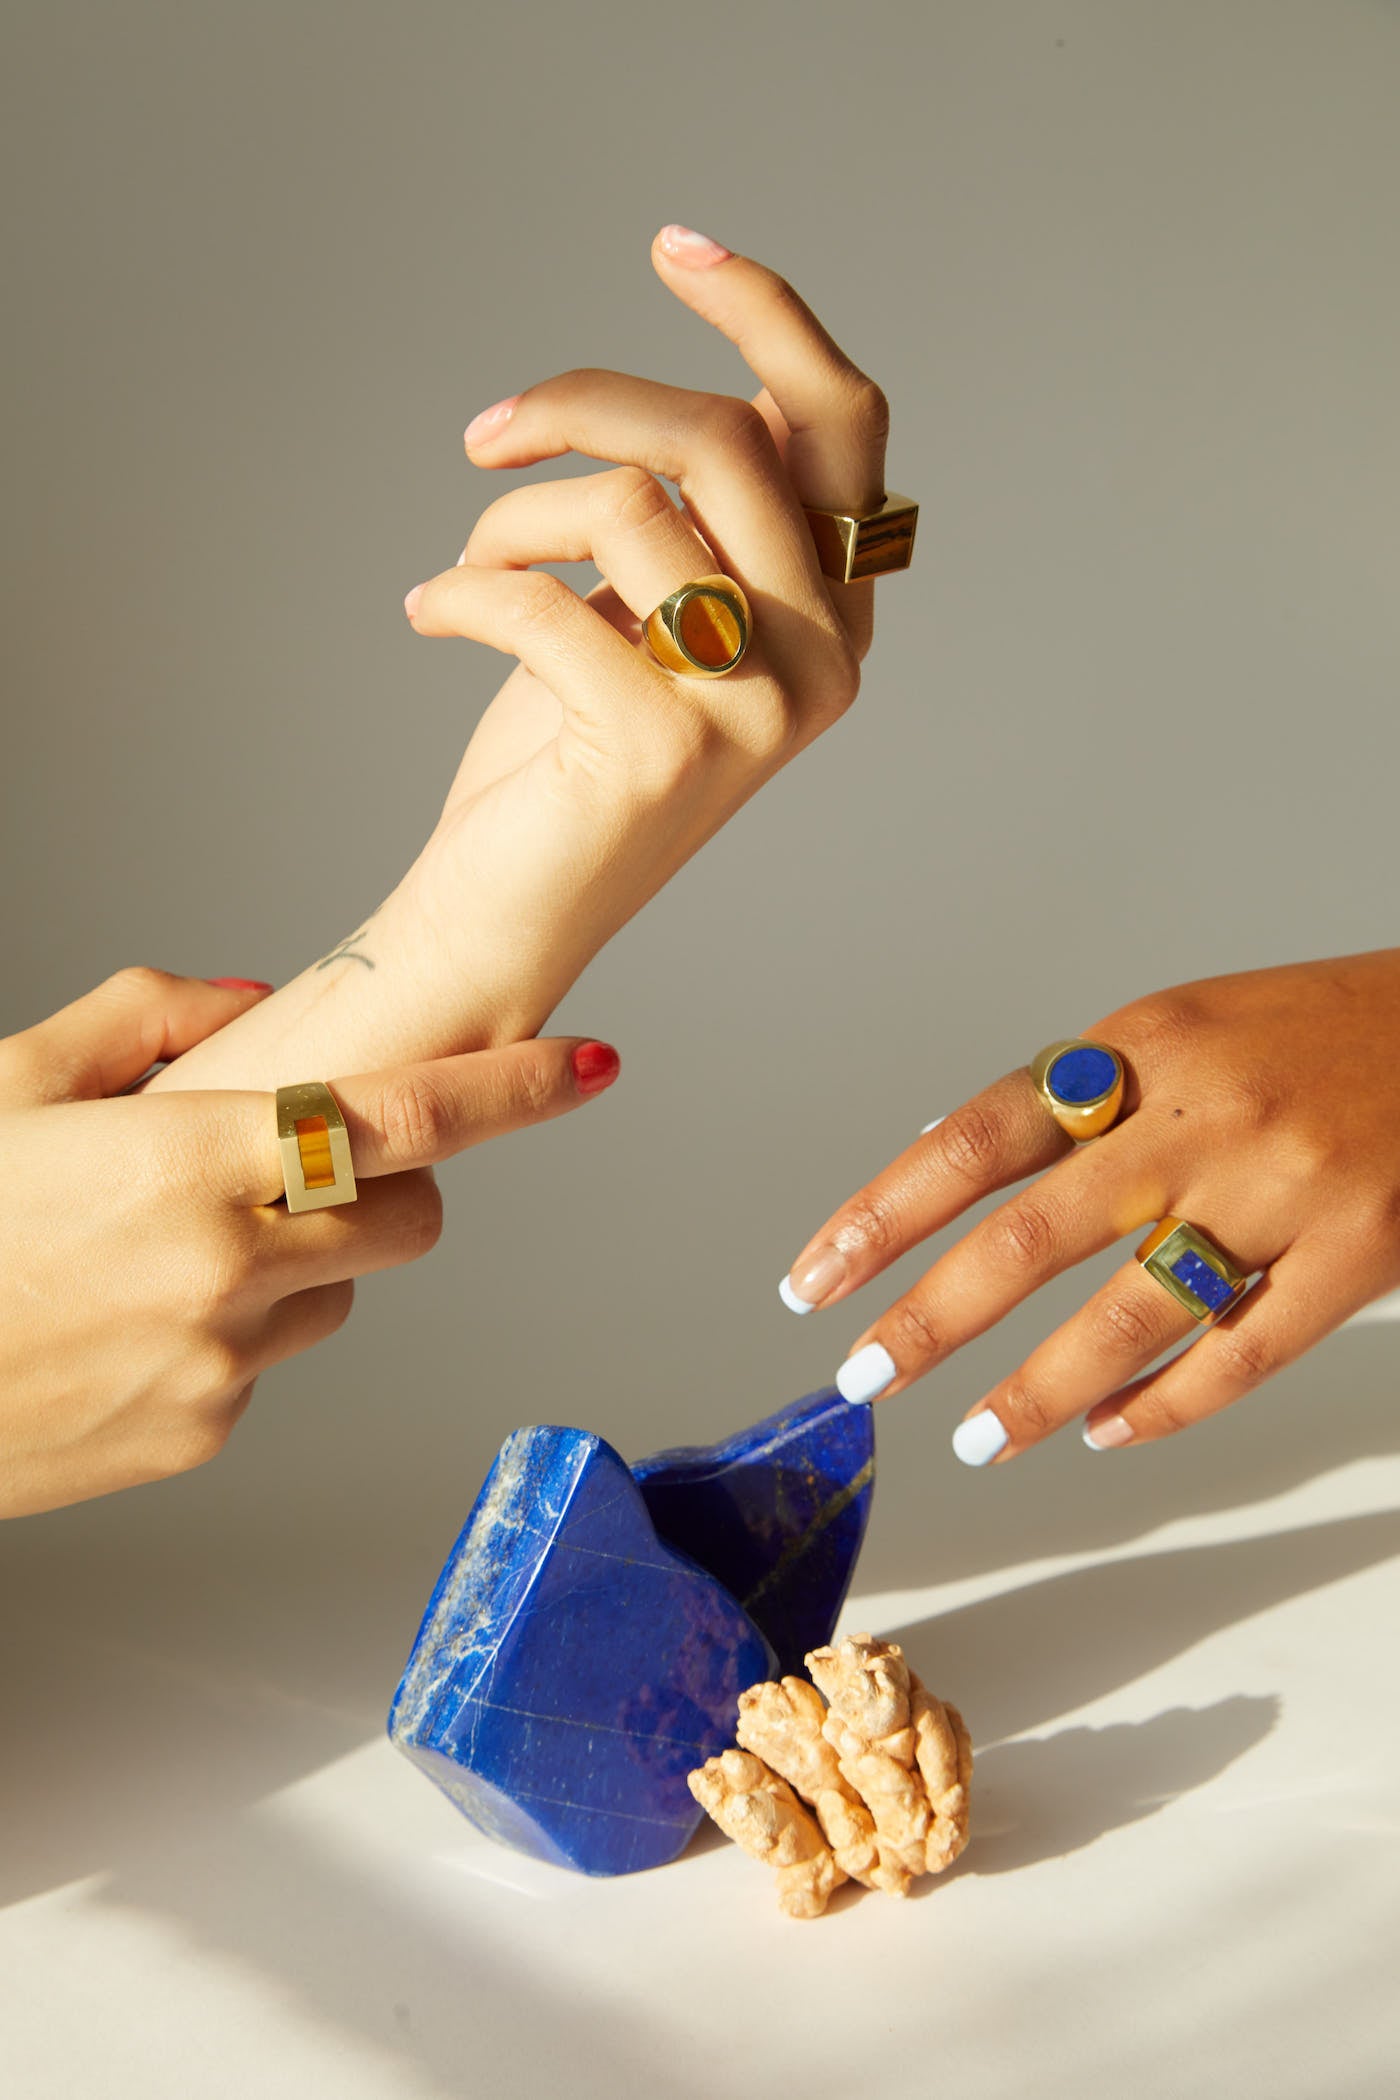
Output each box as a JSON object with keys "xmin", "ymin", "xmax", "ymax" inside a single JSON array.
[
  {"xmin": 321, "ymin": 1277, "xmax": 357, "ymax": 1332},
  {"xmin": 506, "ymin": 570, "xmax": 576, "ymax": 637},
  {"xmin": 937, "ymin": 1103, "xmax": 1009, "ymax": 1189},
  {"xmin": 700, "ymin": 394, "xmax": 776, "ymax": 468},
  {"xmin": 376, "ymin": 1071, "xmax": 455, "ymax": 1165},
  {"xmin": 996, "ymin": 1377, "xmax": 1057, "ymax": 1440},
  {"xmin": 512, "ymin": 1050, "xmax": 561, "ymax": 1121},
  {"xmin": 596, "ymin": 465, "xmax": 674, "ymax": 537},
  {"xmin": 105, "ymin": 963, "xmax": 172, "ymax": 1003},
  {"xmin": 836, "ymin": 1195, "xmax": 902, "ymax": 1263},
  {"xmin": 884, "ymin": 1295, "xmax": 946, "ymax": 1365},
  {"xmin": 844, "ymin": 376, "xmax": 891, "ymax": 444},
  {"xmin": 986, "ymin": 1198, "xmax": 1057, "ymax": 1276},
  {"xmin": 1091, "ymin": 1291, "xmax": 1166, "ymax": 1357},
  {"xmin": 1211, "ymin": 1324, "xmax": 1276, "ymax": 1393},
  {"xmin": 1122, "ymin": 993, "xmax": 1202, "ymax": 1081},
  {"xmin": 1131, "ymin": 1386, "xmax": 1196, "ymax": 1439},
  {"xmin": 186, "ymin": 1331, "xmax": 247, "ymax": 1402}
]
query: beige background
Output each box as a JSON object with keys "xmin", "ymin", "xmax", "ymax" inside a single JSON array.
[{"xmin": 3, "ymin": 5, "xmax": 1399, "ymax": 2095}]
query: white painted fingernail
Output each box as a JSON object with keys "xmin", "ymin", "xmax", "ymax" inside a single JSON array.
[
  {"xmin": 836, "ymin": 1343, "xmax": 897, "ymax": 1406},
  {"xmin": 778, "ymin": 1274, "xmax": 814, "ymax": 1316},
  {"xmin": 920, "ymin": 1115, "xmax": 947, "ymax": 1136},
  {"xmin": 952, "ymin": 1411, "xmax": 1009, "ymax": 1467}
]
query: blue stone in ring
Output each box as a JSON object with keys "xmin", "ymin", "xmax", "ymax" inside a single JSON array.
[
  {"xmin": 1171, "ymin": 1249, "xmax": 1235, "ymax": 1312},
  {"xmin": 1047, "ymin": 1044, "xmax": 1119, "ymax": 1106}
]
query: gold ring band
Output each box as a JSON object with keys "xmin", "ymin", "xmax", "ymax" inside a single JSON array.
[
  {"xmin": 642, "ymin": 573, "xmax": 752, "ymax": 677},
  {"xmin": 801, "ymin": 490, "xmax": 919, "ymax": 583},
  {"xmin": 1028, "ymin": 1039, "xmax": 1125, "ymax": 1142},
  {"xmin": 1137, "ymin": 1217, "xmax": 1248, "ymax": 1322},
  {"xmin": 276, "ymin": 1080, "xmax": 358, "ymax": 1212}
]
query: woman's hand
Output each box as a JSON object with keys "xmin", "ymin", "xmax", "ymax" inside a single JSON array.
[
  {"xmin": 144, "ymin": 226, "xmax": 891, "ymax": 1094},
  {"xmin": 777, "ymin": 949, "xmax": 1400, "ymax": 1462},
  {"xmin": 0, "ymin": 967, "xmax": 619, "ymax": 1517}
]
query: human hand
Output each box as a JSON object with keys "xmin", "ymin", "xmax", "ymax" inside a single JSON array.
[
  {"xmin": 776, "ymin": 949, "xmax": 1400, "ymax": 1462},
  {"xmin": 0, "ymin": 967, "xmax": 619, "ymax": 1517},
  {"xmin": 147, "ymin": 224, "xmax": 893, "ymax": 1094}
]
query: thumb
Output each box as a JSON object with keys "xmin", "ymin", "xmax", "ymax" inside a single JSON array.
[{"xmin": 2, "ymin": 966, "xmax": 275, "ymax": 1105}]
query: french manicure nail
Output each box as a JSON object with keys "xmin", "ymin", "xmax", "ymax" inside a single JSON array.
[
  {"xmin": 952, "ymin": 1411, "xmax": 1009, "ymax": 1467},
  {"xmin": 208, "ymin": 977, "xmax": 273, "ymax": 992},
  {"xmin": 656, "ymin": 223, "xmax": 732, "ymax": 266},
  {"xmin": 464, "ymin": 395, "xmax": 521, "ymax": 446},
  {"xmin": 1083, "ymin": 1414, "xmax": 1135, "ymax": 1451},
  {"xmin": 920, "ymin": 1115, "xmax": 947, "ymax": 1136},
  {"xmin": 836, "ymin": 1342, "xmax": 897, "ymax": 1406},
  {"xmin": 780, "ymin": 1245, "xmax": 848, "ymax": 1315},
  {"xmin": 572, "ymin": 1041, "xmax": 621, "ymax": 1097}
]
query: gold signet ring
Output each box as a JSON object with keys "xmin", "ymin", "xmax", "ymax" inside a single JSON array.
[
  {"xmin": 642, "ymin": 574, "xmax": 752, "ymax": 677},
  {"xmin": 1137, "ymin": 1217, "xmax": 1248, "ymax": 1322},
  {"xmin": 275, "ymin": 1080, "xmax": 358, "ymax": 1212},
  {"xmin": 801, "ymin": 490, "xmax": 919, "ymax": 583},
  {"xmin": 1028, "ymin": 1039, "xmax": 1125, "ymax": 1142}
]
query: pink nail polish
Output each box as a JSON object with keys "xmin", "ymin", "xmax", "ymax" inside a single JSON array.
[
  {"xmin": 464, "ymin": 394, "xmax": 521, "ymax": 446},
  {"xmin": 404, "ymin": 584, "xmax": 424, "ymax": 619},
  {"xmin": 656, "ymin": 224, "xmax": 732, "ymax": 267}
]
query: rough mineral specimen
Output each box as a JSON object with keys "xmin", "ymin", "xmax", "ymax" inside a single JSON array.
[{"xmin": 689, "ymin": 1633, "xmax": 972, "ymax": 1916}]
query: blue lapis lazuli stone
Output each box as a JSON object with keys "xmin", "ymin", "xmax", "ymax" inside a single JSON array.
[
  {"xmin": 1171, "ymin": 1249, "xmax": 1234, "ymax": 1312},
  {"xmin": 1047, "ymin": 1044, "xmax": 1118, "ymax": 1106},
  {"xmin": 387, "ymin": 1425, "xmax": 776, "ymax": 1877},
  {"xmin": 633, "ymin": 1386, "xmax": 875, "ymax": 1676}
]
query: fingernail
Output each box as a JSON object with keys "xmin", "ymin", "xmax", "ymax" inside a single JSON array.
[
  {"xmin": 656, "ymin": 223, "xmax": 732, "ymax": 267},
  {"xmin": 208, "ymin": 977, "xmax": 273, "ymax": 992},
  {"xmin": 920, "ymin": 1115, "xmax": 947, "ymax": 1136},
  {"xmin": 464, "ymin": 394, "xmax": 521, "ymax": 446},
  {"xmin": 572, "ymin": 1041, "xmax": 621, "ymax": 1097},
  {"xmin": 404, "ymin": 584, "xmax": 424, "ymax": 619},
  {"xmin": 952, "ymin": 1411, "xmax": 1009, "ymax": 1467},
  {"xmin": 779, "ymin": 1245, "xmax": 848, "ymax": 1315},
  {"xmin": 836, "ymin": 1342, "xmax": 897, "ymax": 1406},
  {"xmin": 1083, "ymin": 1413, "xmax": 1135, "ymax": 1451}
]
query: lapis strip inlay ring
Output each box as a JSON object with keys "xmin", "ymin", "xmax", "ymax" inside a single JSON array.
[
  {"xmin": 1028, "ymin": 1038, "xmax": 1126, "ymax": 1141},
  {"xmin": 1136, "ymin": 1217, "xmax": 1248, "ymax": 1323}
]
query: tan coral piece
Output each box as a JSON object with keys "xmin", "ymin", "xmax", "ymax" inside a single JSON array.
[
  {"xmin": 735, "ymin": 1677, "xmax": 883, "ymax": 1889},
  {"xmin": 687, "ymin": 1747, "xmax": 847, "ymax": 1919},
  {"xmin": 807, "ymin": 1631, "xmax": 912, "ymax": 1744},
  {"xmin": 911, "ymin": 1685, "xmax": 973, "ymax": 1873}
]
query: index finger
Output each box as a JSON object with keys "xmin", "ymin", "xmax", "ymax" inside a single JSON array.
[
  {"xmin": 778, "ymin": 1069, "xmax": 1073, "ymax": 1315},
  {"xmin": 210, "ymin": 1038, "xmax": 619, "ymax": 1206}
]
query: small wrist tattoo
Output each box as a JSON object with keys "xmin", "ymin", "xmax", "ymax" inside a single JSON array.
[{"xmin": 316, "ymin": 909, "xmax": 379, "ymax": 972}]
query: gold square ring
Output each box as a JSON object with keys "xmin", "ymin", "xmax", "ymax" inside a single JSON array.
[
  {"xmin": 801, "ymin": 490, "xmax": 919, "ymax": 583},
  {"xmin": 275, "ymin": 1080, "xmax": 358, "ymax": 1213}
]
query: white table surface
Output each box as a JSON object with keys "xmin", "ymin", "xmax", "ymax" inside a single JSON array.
[{"xmin": 4, "ymin": 1368, "xmax": 1398, "ymax": 2100}]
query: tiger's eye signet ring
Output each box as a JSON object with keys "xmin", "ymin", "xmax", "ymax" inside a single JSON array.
[
  {"xmin": 642, "ymin": 573, "xmax": 752, "ymax": 677},
  {"xmin": 801, "ymin": 490, "xmax": 919, "ymax": 584},
  {"xmin": 1137, "ymin": 1217, "xmax": 1248, "ymax": 1322},
  {"xmin": 276, "ymin": 1081, "xmax": 358, "ymax": 1212},
  {"xmin": 1028, "ymin": 1039, "xmax": 1126, "ymax": 1141}
]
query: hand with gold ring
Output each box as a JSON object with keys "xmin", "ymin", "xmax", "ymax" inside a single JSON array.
[
  {"xmin": 143, "ymin": 226, "xmax": 910, "ymax": 1096},
  {"xmin": 0, "ymin": 966, "xmax": 622, "ymax": 1518},
  {"xmin": 776, "ymin": 949, "xmax": 1400, "ymax": 1463}
]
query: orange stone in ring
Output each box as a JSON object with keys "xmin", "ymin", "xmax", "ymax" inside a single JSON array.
[{"xmin": 676, "ymin": 589, "xmax": 744, "ymax": 669}]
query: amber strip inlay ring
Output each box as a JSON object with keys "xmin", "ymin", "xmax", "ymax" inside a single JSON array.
[
  {"xmin": 801, "ymin": 490, "xmax": 919, "ymax": 584},
  {"xmin": 275, "ymin": 1080, "xmax": 358, "ymax": 1213},
  {"xmin": 642, "ymin": 573, "xmax": 752, "ymax": 677}
]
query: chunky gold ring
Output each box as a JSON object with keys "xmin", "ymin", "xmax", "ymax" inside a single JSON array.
[
  {"xmin": 801, "ymin": 490, "xmax": 919, "ymax": 583},
  {"xmin": 1137, "ymin": 1217, "xmax": 1248, "ymax": 1322},
  {"xmin": 275, "ymin": 1081, "xmax": 358, "ymax": 1213},
  {"xmin": 1028, "ymin": 1039, "xmax": 1125, "ymax": 1142},
  {"xmin": 642, "ymin": 573, "xmax": 752, "ymax": 677}
]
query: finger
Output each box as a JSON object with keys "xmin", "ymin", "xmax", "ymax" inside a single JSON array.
[
  {"xmin": 250, "ymin": 1278, "xmax": 357, "ymax": 1373},
  {"xmin": 0, "ymin": 967, "xmax": 273, "ymax": 1105},
  {"xmin": 459, "ymin": 468, "xmax": 718, "ymax": 635},
  {"xmin": 1081, "ymin": 1241, "xmax": 1364, "ymax": 1450},
  {"xmin": 948, "ymin": 1261, "xmax": 1200, "ymax": 1467},
  {"xmin": 649, "ymin": 223, "xmax": 889, "ymax": 529},
  {"xmin": 779, "ymin": 1070, "xmax": 1080, "ymax": 1316},
  {"xmin": 457, "ymin": 361, "xmax": 837, "ymax": 626},
  {"xmin": 828, "ymin": 1132, "xmax": 1164, "ymax": 1406},
  {"xmin": 214, "ymin": 1036, "xmax": 621, "ymax": 1206},
  {"xmin": 242, "ymin": 1166, "xmax": 445, "ymax": 1294}
]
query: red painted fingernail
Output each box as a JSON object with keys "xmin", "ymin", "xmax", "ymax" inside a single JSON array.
[
  {"xmin": 208, "ymin": 978, "xmax": 274, "ymax": 992},
  {"xmin": 572, "ymin": 1041, "xmax": 621, "ymax": 1096}
]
